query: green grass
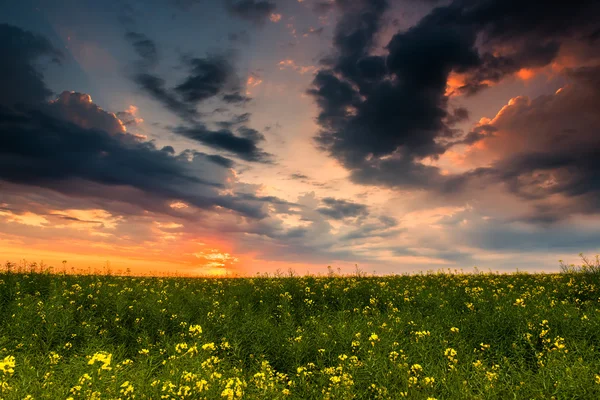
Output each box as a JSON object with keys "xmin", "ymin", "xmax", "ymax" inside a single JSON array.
[{"xmin": 1, "ymin": 262, "xmax": 600, "ymax": 399}]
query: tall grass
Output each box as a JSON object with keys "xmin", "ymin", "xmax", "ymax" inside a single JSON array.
[{"xmin": 0, "ymin": 257, "xmax": 599, "ymax": 399}]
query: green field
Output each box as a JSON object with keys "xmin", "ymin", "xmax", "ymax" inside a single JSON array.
[{"xmin": 1, "ymin": 263, "xmax": 600, "ymax": 399}]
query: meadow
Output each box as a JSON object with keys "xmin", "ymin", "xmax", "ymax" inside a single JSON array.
[{"xmin": 0, "ymin": 260, "xmax": 599, "ymax": 399}]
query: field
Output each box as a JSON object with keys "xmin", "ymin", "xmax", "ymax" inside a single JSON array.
[{"xmin": 1, "ymin": 263, "xmax": 600, "ymax": 399}]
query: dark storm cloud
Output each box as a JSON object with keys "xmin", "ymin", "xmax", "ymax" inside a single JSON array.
[
  {"xmin": 205, "ymin": 154, "xmax": 235, "ymax": 168},
  {"xmin": 125, "ymin": 31, "xmax": 271, "ymax": 163},
  {"xmin": 125, "ymin": 31, "xmax": 158, "ymax": 67},
  {"xmin": 125, "ymin": 31, "xmax": 240, "ymax": 120},
  {"xmin": 225, "ymin": 0, "xmax": 276, "ymax": 24},
  {"xmin": 0, "ymin": 24, "xmax": 279, "ymax": 220},
  {"xmin": 456, "ymin": 42, "xmax": 560, "ymax": 95},
  {"xmin": 0, "ymin": 24, "xmax": 62, "ymax": 107},
  {"xmin": 316, "ymin": 197, "xmax": 368, "ymax": 220},
  {"xmin": 174, "ymin": 55, "xmax": 236, "ymax": 103},
  {"xmin": 130, "ymin": 53, "xmax": 239, "ymax": 122},
  {"xmin": 309, "ymin": 0, "xmax": 600, "ymax": 196},
  {"xmin": 216, "ymin": 112, "xmax": 251, "ymax": 129},
  {"xmin": 174, "ymin": 124, "xmax": 273, "ymax": 163},
  {"xmin": 222, "ymin": 92, "xmax": 252, "ymax": 104},
  {"xmin": 133, "ymin": 72, "xmax": 199, "ymax": 121},
  {"xmin": 0, "ymin": 103, "xmax": 272, "ymax": 219}
]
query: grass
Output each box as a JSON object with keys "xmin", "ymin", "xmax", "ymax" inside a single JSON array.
[{"xmin": 0, "ymin": 259, "xmax": 599, "ymax": 399}]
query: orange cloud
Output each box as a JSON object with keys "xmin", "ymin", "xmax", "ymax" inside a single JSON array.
[
  {"xmin": 516, "ymin": 68, "xmax": 536, "ymax": 80},
  {"xmin": 0, "ymin": 210, "xmax": 49, "ymax": 227},
  {"xmin": 269, "ymin": 13, "xmax": 282, "ymax": 23},
  {"xmin": 247, "ymin": 75, "xmax": 263, "ymax": 87},
  {"xmin": 445, "ymin": 72, "xmax": 467, "ymax": 97},
  {"xmin": 245, "ymin": 75, "xmax": 263, "ymax": 95},
  {"xmin": 277, "ymin": 59, "xmax": 317, "ymax": 75}
]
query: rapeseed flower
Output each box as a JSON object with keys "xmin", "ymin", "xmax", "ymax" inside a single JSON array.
[{"xmin": 0, "ymin": 356, "xmax": 16, "ymax": 376}]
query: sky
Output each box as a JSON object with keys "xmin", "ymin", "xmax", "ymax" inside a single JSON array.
[{"xmin": 1, "ymin": 0, "xmax": 599, "ymax": 276}]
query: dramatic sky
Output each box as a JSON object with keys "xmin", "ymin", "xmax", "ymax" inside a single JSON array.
[{"xmin": 1, "ymin": 0, "xmax": 599, "ymax": 275}]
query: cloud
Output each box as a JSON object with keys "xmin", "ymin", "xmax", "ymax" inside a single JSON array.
[
  {"xmin": 131, "ymin": 54, "xmax": 240, "ymax": 122},
  {"xmin": 308, "ymin": 0, "xmax": 600, "ymax": 196},
  {"xmin": 216, "ymin": 112, "xmax": 252, "ymax": 129},
  {"xmin": 174, "ymin": 124, "xmax": 273, "ymax": 163},
  {"xmin": 303, "ymin": 26, "xmax": 325, "ymax": 37},
  {"xmin": 174, "ymin": 55, "xmax": 237, "ymax": 104},
  {"xmin": 116, "ymin": 105, "xmax": 144, "ymax": 128},
  {"xmin": 316, "ymin": 197, "xmax": 368, "ymax": 220},
  {"xmin": 222, "ymin": 92, "xmax": 252, "ymax": 104},
  {"xmin": 125, "ymin": 31, "xmax": 158, "ymax": 68},
  {"xmin": 0, "ymin": 91, "xmax": 274, "ymax": 220},
  {"xmin": 463, "ymin": 67, "xmax": 600, "ymax": 220},
  {"xmin": 226, "ymin": 0, "xmax": 277, "ymax": 24},
  {"xmin": 290, "ymin": 173, "xmax": 309, "ymax": 180},
  {"xmin": 126, "ymin": 31, "xmax": 240, "ymax": 121},
  {"xmin": 0, "ymin": 24, "xmax": 62, "ymax": 107},
  {"xmin": 278, "ymin": 59, "xmax": 318, "ymax": 75},
  {"xmin": 133, "ymin": 72, "xmax": 199, "ymax": 121},
  {"xmin": 43, "ymin": 91, "xmax": 126, "ymax": 135},
  {"xmin": 125, "ymin": 32, "xmax": 271, "ymax": 163}
]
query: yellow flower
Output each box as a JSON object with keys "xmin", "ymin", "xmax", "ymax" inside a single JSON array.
[
  {"xmin": 189, "ymin": 324, "xmax": 203, "ymax": 336},
  {"xmin": 485, "ymin": 371, "xmax": 498, "ymax": 381},
  {"xmin": 514, "ymin": 298, "xmax": 526, "ymax": 307},
  {"xmin": 120, "ymin": 381, "xmax": 135, "ymax": 397},
  {"xmin": 411, "ymin": 364, "xmax": 423, "ymax": 374},
  {"xmin": 48, "ymin": 352, "xmax": 61, "ymax": 365},
  {"xmin": 444, "ymin": 348, "xmax": 457, "ymax": 357},
  {"xmin": 0, "ymin": 355, "xmax": 16, "ymax": 376},
  {"xmin": 88, "ymin": 352, "xmax": 112, "ymax": 371},
  {"xmin": 175, "ymin": 343, "xmax": 188, "ymax": 353},
  {"xmin": 202, "ymin": 342, "xmax": 216, "ymax": 351},
  {"xmin": 450, "ymin": 327, "xmax": 459, "ymax": 333}
]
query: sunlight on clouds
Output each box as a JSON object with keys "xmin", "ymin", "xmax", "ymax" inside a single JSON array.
[
  {"xmin": 154, "ymin": 221, "xmax": 184, "ymax": 229},
  {"xmin": 0, "ymin": 211, "xmax": 49, "ymax": 227},
  {"xmin": 246, "ymin": 75, "xmax": 263, "ymax": 95},
  {"xmin": 277, "ymin": 59, "xmax": 317, "ymax": 75},
  {"xmin": 279, "ymin": 214, "xmax": 311, "ymax": 229},
  {"xmin": 400, "ymin": 206, "xmax": 470, "ymax": 229},
  {"xmin": 51, "ymin": 209, "xmax": 122, "ymax": 229},
  {"xmin": 169, "ymin": 201, "xmax": 188, "ymax": 209},
  {"xmin": 445, "ymin": 72, "xmax": 467, "ymax": 97},
  {"xmin": 191, "ymin": 249, "xmax": 240, "ymax": 276}
]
